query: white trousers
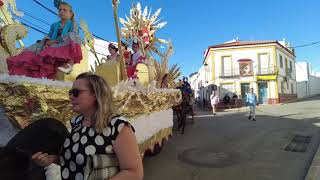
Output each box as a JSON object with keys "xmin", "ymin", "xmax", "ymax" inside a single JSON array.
[{"xmin": 249, "ymin": 106, "xmax": 256, "ymax": 119}]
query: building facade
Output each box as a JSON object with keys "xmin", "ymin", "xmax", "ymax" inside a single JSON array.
[
  {"xmin": 296, "ymin": 61, "xmax": 320, "ymax": 98},
  {"xmin": 203, "ymin": 40, "xmax": 297, "ymax": 104}
]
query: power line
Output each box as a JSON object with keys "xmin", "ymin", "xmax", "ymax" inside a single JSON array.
[
  {"xmin": 292, "ymin": 41, "xmax": 320, "ymax": 48},
  {"xmin": 33, "ymin": 0, "xmax": 58, "ymax": 15},
  {"xmin": 32, "ymin": 0, "xmax": 110, "ymax": 43},
  {"xmin": 18, "ymin": 21, "xmax": 109, "ymax": 57},
  {"xmin": 20, "ymin": 22, "xmax": 47, "ymax": 35},
  {"xmin": 22, "ymin": 10, "xmax": 51, "ymax": 26},
  {"xmin": 15, "ymin": 15, "xmax": 49, "ymax": 33},
  {"xmin": 16, "ymin": 14, "xmax": 111, "ymax": 50}
]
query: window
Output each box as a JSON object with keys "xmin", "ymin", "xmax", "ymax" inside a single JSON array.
[
  {"xmin": 280, "ymin": 81, "xmax": 284, "ymax": 94},
  {"xmin": 291, "ymin": 83, "xmax": 294, "ymax": 94},
  {"xmin": 221, "ymin": 56, "xmax": 232, "ymax": 76},
  {"xmin": 258, "ymin": 53, "xmax": 270, "ymax": 74},
  {"xmin": 289, "ymin": 61, "xmax": 293, "ymax": 72},
  {"xmin": 285, "ymin": 58, "xmax": 288, "ymax": 69},
  {"xmin": 279, "ymin": 55, "xmax": 283, "ymax": 68},
  {"xmin": 198, "ymin": 81, "xmax": 202, "ymax": 89}
]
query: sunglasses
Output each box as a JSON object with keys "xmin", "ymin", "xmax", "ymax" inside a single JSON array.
[{"xmin": 68, "ymin": 89, "xmax": 89, "ymax": 97}]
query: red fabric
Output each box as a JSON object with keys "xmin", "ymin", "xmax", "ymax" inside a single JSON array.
[
  {"xmin": 7, "ymin": 42, "xmax": 82, "ymax": 79},
  {"xmin": 126, "ymin": 66, "xmax": 136, "ymax": 78},
  {"xmin": 123, "ymin": 51, "xmax": 131, "ymax": 60}
]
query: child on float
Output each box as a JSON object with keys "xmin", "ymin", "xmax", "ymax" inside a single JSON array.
[
  {"xmin": 7, "ymin": 1, "xmax": 82, "ymax": 79},
  {"xmin": 106, "ymin": 43, "xmax": 119, "ymax": 61}
]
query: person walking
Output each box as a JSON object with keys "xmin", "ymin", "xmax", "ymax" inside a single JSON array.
[
  {"xmin": 210, "ymin": 90, "xmax": 219, "ymax": 115},
  {"xmin": 246, "ymin": 88, "xmax": 258, "ymax": 121}
]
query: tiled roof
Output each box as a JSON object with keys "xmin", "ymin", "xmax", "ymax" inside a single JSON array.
[
  {"xmin": 205, "ymin": 40, "xmax": 295, "ymax": 59},
  {"xmin": 208, "ymin": 40, "xmax": 277, "ymax": 48}
]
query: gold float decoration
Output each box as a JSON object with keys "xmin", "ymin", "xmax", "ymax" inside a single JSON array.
[
  {"xmin": 0, "ymin": 81, "xmax": 72, "ymax": 128},
  {"xmin": 0, "ymin": 78, "xmax": 181, "ymax": 128}
]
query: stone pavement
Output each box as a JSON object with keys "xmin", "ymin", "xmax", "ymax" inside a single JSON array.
[{"xmin": 143, "ymin": 96, "xmax": 320, "ymax": 180}]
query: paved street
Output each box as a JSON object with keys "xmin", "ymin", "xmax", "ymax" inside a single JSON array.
[{"xmin": 143, "ymin": 96, "xmax": 320, "ymax": 180}]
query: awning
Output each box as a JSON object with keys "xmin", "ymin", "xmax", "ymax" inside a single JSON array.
[{"xmin": 257, "ymin": 75, "xmax": 277, "ymax": 80}]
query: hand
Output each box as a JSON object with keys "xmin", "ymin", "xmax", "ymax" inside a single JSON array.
[
  {"xmin": 45, "ymin": 40, "xmax": 57, "ymax": 46},
  {"xmin": 32, "ymin": 152, "xmax": 58, "ymax": 167}
]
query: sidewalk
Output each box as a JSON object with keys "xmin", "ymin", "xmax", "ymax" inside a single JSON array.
[{"xmin": 305, "ymin": 143, "xmax": 320, "ymax": 180}]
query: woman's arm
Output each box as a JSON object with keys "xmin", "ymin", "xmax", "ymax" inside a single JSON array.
[{"xmin": 110, "ymin": 126, "xmax": 143, "ymax": 180}]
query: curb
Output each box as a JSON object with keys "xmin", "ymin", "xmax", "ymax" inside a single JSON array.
[
  {"xmin": 304, "ymin": 143, "xmax": 320, "ymax": 180},
  {"xmin": 280, "ymin": 94, "xmax": 320, "ymax": 105},
  {"xmin": 223, "ymin": 107, "xmax": 247, "ymax": 112}
]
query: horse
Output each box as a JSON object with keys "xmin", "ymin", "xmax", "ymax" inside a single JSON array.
[{"xmin": 173, "ymin": 93, "xmax": 194, "ymax": 134}]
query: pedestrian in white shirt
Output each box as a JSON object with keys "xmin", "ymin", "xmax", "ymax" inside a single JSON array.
[{"xmin": 210, "ymin": 90, "xmax": 219, "ymax": 115}]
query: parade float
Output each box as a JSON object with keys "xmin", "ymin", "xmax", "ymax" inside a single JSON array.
[{"xmin": 0, "ymin": 0, "xmax": 181, "ymax": 156}]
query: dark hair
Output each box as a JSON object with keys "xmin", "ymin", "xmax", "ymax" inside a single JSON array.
[
  {"xmin": 108, "ymin": 43, "xmax": 118, "ymax": 52},
  {"xmin": 132, "ymin": 42, "xmax": 139, "ymax": 47},
  {"xmin": 121, "ymin": 41, "xmax": 128, "ymax": 49}
]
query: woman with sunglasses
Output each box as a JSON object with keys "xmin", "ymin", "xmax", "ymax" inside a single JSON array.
[{"xmin": 32, "ymin": 72, "xmax": 143, "ymax": 180}]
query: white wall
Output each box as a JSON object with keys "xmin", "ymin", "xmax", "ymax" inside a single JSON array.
[
  {"xmin": 296, "ymin": 75, "xmax": 320, "ymax": 98},
  {"xmin": 309, "ymin": 75, "xmax": 320, "ymax": 95},
  {"xmin": 269, "ymin": 81, "xmax": 277, "ymax": 98},
  {"xmin": 296, "ymin": 62, "xmax": 309, "ymax": 82},
  {"xmin": 192, "ymin": 66, "xmax": 206, "ymax": 100},
  {"xmin": 297, "ymin": 81, "xmax": 309, "ymax": 98},
  {"xmin": 189, "ymin": 73, "xmax": 198, "ymax": 91}
]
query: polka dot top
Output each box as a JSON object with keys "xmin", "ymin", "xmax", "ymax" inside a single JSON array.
[{"xmin": 60, "ymin": 115, "xmax": 134, "ymax": 180}]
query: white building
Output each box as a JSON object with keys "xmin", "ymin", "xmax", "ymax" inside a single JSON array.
[
  {"xmin": 203, "ymin": 39, "xmax": 297, "ymax": 104},
  {"xmin": 311, "ymin": 71, "xmax": 320, "ymax": 77},
  {"xmin": 189, "ymin": 65, "xmax": 212, "ymax": 106},
  {"xmin": 296, "ymin": 61, "xmax": 320, "ymax": 98}
]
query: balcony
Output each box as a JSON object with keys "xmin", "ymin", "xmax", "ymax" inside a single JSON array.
[
  {"xmin": 256, "ymin": 66, "xmax": 278, "ymax": 75},
  {"xmin": 219, "ymin": 69, "xmax": 240, "ymax": 78}
]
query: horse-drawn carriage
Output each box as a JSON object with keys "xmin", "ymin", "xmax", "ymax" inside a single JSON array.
[{"xmin": 173, "ymin": 78, "xmax": 194, "ymax": 134}]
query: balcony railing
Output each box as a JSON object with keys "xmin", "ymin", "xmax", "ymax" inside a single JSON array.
[
  {"xmin": 256, "ymin": 66, "xmax": 278, "ymax": 75},
  {"xmin": 219, "ymin": 69, "xmax": 240, "ymax": 78}
]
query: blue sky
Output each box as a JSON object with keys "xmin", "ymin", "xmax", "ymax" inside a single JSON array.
[{"xmin": 17, "ymin": 0, "xmax": 320, "ymax": 76}]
